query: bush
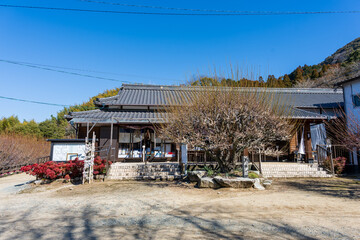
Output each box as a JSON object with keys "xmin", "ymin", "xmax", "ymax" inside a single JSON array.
[
  {"xmin": 93, "ymin": 156, "xmax": 112, "ymax": 175},
  {"xmin": 248, "ymin": 172, "xmax": 259, "ymax": 179},
  {"xmin": 20, "ymin": 156, "xmax": 112, "ymax": 180},
  {"xmin": 64, "ymin": 174, "xmax": 71, "ymax": 181},
  {"xmin": 203, "ymin": 166, "xmax": 214, "ymax": 177},
  {"xmin": 324, "ymin": 156, "xmax": 347, "ymax": 174},
  {"xmin": 230, "ymin": 169, "xmax": 242, "ymax": 177},
  {"xmin": 333, "ymin": 157, "xmax": 347, "ymax": 174}
]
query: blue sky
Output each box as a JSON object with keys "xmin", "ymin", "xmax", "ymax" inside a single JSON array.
[{"xmin": 0, "ymin": 0, "xmax": 360, "ymax": 121}]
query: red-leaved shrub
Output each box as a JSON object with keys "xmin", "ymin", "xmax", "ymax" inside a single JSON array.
[
  {"xmin": 333, "ymin": 157, "xmax": 347, "ymax": 174},
  {"xmin": 325, "ymin": 156, "xmax": 347, "ymax": 174},
  {"xmin": 64, "ymin": 174, "xmax": 71, "ymax": 181},
  {"xmin": 93, "ymin": 156, "xmax": 112, "ymax": 175},
  {"xmin": 20, "ymin": 156, "xmax": 112, "ymax": 180}
]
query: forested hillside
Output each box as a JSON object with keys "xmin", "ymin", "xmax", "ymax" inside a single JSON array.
[
  {"xmin": 288, "ymin": 37, "xmax": 360, "ymax": 87},
  {"xmin": 0, "ymin": 88, "xmax": 120, "ymax": 139},
  {"xmin": 192, "ymin": 37, "xmax": 360, "ymax": 88}
]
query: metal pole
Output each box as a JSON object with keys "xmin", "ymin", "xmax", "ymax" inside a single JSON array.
[{"xmin": 177, "ymin": 145, "xmax": 180, "ymax": 163}]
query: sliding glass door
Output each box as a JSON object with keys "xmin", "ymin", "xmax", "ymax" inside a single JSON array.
[{"xmin": 118, "ymin": 127, "xmax": 177, "ymax": 161}]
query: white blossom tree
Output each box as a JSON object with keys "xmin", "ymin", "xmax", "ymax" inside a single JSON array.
[{"xmin": 159, "ymin": 88, "xmax": 292, "ymax": 172}]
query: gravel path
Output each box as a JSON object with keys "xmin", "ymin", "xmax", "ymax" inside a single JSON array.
[
  {"xmin": 0, "ymin": 174, "xmax": 34, "ymax": 196},
  {"xmin": 0, "ymin": 174, "xmax": 359, "ymax": 239}
]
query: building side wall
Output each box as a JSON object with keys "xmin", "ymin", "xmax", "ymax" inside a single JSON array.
[
  {"xmin": 343, "ymin": 80, "xmax": 360, "ymax": 166},
  {"xmin": 343, "ymin": 78, "xmax": 360, "ymax": 123},
  {"xmin": 78, "ymin": 126, "xmax": 100, "ymax": 141}
]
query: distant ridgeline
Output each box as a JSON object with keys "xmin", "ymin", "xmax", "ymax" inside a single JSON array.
[
  {"xmin": 2, "ymin": 37, "xmax": 360, "ymax": 139},
  {"xmin": 288, "ymin": 37, "xmax": 360, "ymax": 88},
  {"xmin": 192, "ymin": 37, "xmax": 360, "ymax": 88}
]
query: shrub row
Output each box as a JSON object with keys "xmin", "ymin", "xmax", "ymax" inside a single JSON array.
[{"xmin": 21, "ymin": 156, "xmax": 112, "ymax": 180}]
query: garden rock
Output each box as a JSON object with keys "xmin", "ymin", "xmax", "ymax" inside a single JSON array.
[
  {"xmin": 197, "ymin": 177, "xmax": 220, "ymax": 188},
  {"xmin": 253, "ymin": 178, "xmax": 265, "ymax": 190},
  {"xmin": 34, "ymin": 180, "xmax": 43, "ymax": 185},
  {"xmin": 263, "ymin": 179, "xmax": 272, "ymax": 189},
  {"xmin": 187, "ymin": 171, "xmax": 206, "ymax": 183},
  {"xmin": 213, "ymin": 176, "xmax": 255, "ymax": 188}
]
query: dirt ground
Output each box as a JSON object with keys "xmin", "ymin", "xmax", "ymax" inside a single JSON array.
[{"xmin": 0, "ymin": 174, "xmax": 359, "ymax": 240}]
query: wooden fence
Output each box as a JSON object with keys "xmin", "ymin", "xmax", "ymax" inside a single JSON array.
[{"xmin": 0, "ymin": 156, "xmax": 50, "ymax": 177}]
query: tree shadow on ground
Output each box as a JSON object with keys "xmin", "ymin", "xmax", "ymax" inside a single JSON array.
[
  {"xmin": 105, "ymin": 180, "xmax": 194, "ymax": 190},
  {"xmin": 0, "ymin": 199, "xmax": 355, "ymax": 240},
  {"xmin": 138, "ymin": 180, "xmax": 194, "ymax": 189},
  {"xmin": 280, "ymin": 178, "xmax": 360, "ymax": 200}
]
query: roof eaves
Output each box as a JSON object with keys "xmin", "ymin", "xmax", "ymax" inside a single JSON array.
[
  {"xmin": 121, "ymin": 84, "xmax": 343, "ymax": 94},
  {"xmin": 335, "ymin": 75, "xmax": 360, "ymax": 87}
]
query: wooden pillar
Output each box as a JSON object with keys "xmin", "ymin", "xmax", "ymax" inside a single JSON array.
[
  {"xmin": 258, "ymin": 149, "xmax": 262, "ymax": 174},
  {"xmin": 243, "ymin": 148, "xmax": 249, "ymax": 157},
  {"xmin": 304, "ymin": 121, "xmax": 313, "ymax": 161},
  {"xmin": 110, "ymin": 119, "xmax": 113, "ymax": 161},
  {"xmin": 176, "ymin": 143, "xmax": 180, "ymax": 163},
  {"xmin": 289, "ymin": 133, "xmax": 298, "ymax": 154}
]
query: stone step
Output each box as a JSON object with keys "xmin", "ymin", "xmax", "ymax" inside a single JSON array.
[
  {"xmin": 261, "ymin": 175, "xmax": 330, "ymax": 178},
  {"xmin": 262, "ymin": 169, "xmax": 321, "ymax": 172},
  {"xmin": 263, "ymin": 174, "xmax": 332, "ymax": 177},
  {"xmin": 262, "ymin": 170, "xmax": 328, "ymax": 173},
  {"xmin": 261, "ymin": 166, "xmax": 319, "ymax": 169},
  {"xmin": 260, "ymin": 163, "xmax": 332, "ymax": 178},
  {"xmin": 263, "ymin": 172, "xmax": 331, "ymax": 176}
]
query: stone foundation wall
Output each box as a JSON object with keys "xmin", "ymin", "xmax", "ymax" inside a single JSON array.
[{"xmin": 107, "ymin": 162, "xmax": 182, "ymax": 180}]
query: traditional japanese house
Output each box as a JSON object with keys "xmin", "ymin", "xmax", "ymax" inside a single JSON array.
[{"xmin": 65, "ymin": 84, "xmax": 343, "ymax": 167}]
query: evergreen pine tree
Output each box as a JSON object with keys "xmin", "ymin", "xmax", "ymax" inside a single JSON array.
[
  {"xmin": 294, "ymin": 67, "xmax": 304, "ymax": 84},
  {"xmin": 283, "ymin": 74, "xmax": 292, "ymax": 87},
  {"xmin": 311, "ymin": 69, "xmax": 320, "ymax": 79}
]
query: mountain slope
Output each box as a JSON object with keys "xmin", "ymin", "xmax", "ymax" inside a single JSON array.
[
  {"xmin": 323, "ymin": 37, "xmax": 360, "ymax": 65},
  {"xmin": 290, "ymin": 37, "xmax": 360, "ymax": 88}
]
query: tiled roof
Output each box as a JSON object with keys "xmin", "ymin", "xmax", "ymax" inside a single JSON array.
[
  {"xmin": 290, "ymin": 108, "xmax": 334, "ymax": 119},
  {"xmin": 67, "ymin": 110, "xmax": 167, "ymax": 124},
  {"xmin": 66, "ymin": 108, "xmax": 331, "ymax": 124},
  {"xmin": 67, "ymin": 84, "xmax": 343, "ymax": 123},
  {"xmin": 95, "ymin": 84, "xmax": 343, "ymax": 108}
]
